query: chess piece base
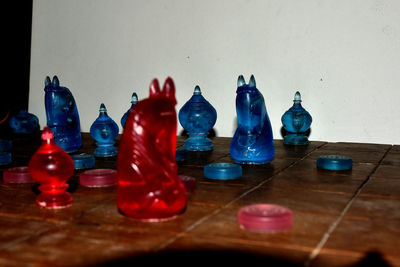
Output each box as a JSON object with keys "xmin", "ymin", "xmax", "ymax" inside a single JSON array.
[
  {"xmin": 183, "ymin": 136, "xmax": 213, "ymax": 151},
  {"xmin": 36, "ymin": 184, "xmax": 72, "ymax": 209},
  {"xmin": 94, "ymin": 146, "xmax": 118, "ymax": 157},
  {"xmin": 283, "ymin": 134, "xmax": 309, "ymax": 145}
]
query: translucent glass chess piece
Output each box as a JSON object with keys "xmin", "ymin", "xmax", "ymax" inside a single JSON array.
[
  {"xmin": 281, "ymin": 91, "xmax": 312, "ymax": 145},
  {"xmin": 28, "ymin": 126, "xmax": 74, "ymax": 208},
  {"xmin": 8, "ymin": 110, "xmax": 39, "ymax": 134},
  {"xmin": 44, "ymin": 76, "xmax": 82, "ymax": 153},
  {"xmin": 230, "ymin": 75, "xmax": 274, "ymax": 164},
  {"xmin": 121, "ymin": 92, "xmax": 138, "ymax": 128},
  {"xmin": 178, "ymin": 85, "xmax": 217, "ymax": 151},
  {"xmin": 90, "ymin": 103, "xmax": 119, "ymax": 157},
  {"xmin": 117, "ymin": 77, "xmax": 186, "ymax": 221}
]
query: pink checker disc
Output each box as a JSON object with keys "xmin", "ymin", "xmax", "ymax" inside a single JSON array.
[
  {"xmin": 178, "ymin": 175, "xmax": 196, "ymax": 193},
  {"xmin": 80, "ymin": 169, "xmax": 117, "ymax": 187},
  {"xmin": 238, "ymin": 204, "xmax": 293, "ymax": 233},
  {"xmin": 3, "ymin": 166, "xmax": 35, "ymax": 183}
]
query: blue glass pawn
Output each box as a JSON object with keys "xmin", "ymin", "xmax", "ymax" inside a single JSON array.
[
  {"xmin": 9, "ymin": 110, "xmax": 39, "ymax": 134},
  {"xmin": 44, "ymin": 76, "xmax": 82, "ymax": 153},
  {"xmin": 121, "ymin": 92, "xmax": 138, "ymax": 128},
  {"xmin": 90, "ymin": 103, "xmax": 119, "ymax": 157},
  {"xmin": 230, "ymin": 75, "xmax": 274, "ymax": 164},
  {"xmin": 281, "ymin": 91, "xmax": 312, "ymax": 145},
  {"xmin": 178, "ymin": 85, "xmax": 217, "ymax": 151}
]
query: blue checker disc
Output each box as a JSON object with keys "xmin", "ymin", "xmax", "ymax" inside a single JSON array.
[
  {"xmin": 71, "ymin": 154, "xmax": 95, "ymax": 169},
  {"xmin": 204, "ymin": 163, "xmax": 242, "ymax": 180},
  {"xmin": 0, "ymin": 139, "xmax": 12, "ymax": 152},
  {"xmin": 0, "ymin": 152, "xmax": 12, "ymax": 165},
  {"xmin": 316, "ymin": 155, "xmax": 353, "ymax": 171}
]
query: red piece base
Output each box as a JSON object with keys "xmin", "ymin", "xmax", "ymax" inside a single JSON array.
[
  {"xmin": 119, "ymin": 209, "xmax": 180, "ymax": 222},
  {"xmin": 117, "ymin": 184, "xmax": 187, "ymax": 222},
  {"xmin": 36, "ymin": 192, "xmax": 73, "ymax": 209},
  {"xmin": 36, "ymin": 184, "xmax": 72, "ymax": 209}
]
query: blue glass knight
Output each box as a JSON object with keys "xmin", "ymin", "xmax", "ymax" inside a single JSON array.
[
  {"xmin": 230, "ymin": 75, "xmax": 274, "ymax": 164},
  {"xmin": 44, "ymin": 76, "xmax": 82, "ymax": 153}
]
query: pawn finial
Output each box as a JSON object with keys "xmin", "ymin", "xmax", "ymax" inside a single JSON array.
[
  {"xmin": 194, "ymin": 85, "xmax": 202, "ymax": 95},
  {"xmin": 294, "ymin": 91, "xmax": 302, "ymax": 103},
  {"xmin": 99, "ymin": 103, "xmax": 107, "ymax": 113},
  {"xmin": 41, "ymin": 126, "xmax": 54, "ymax": 141},
  {"xmin": 131, "ymin": 93, "xmax": 138, "ymax": 104}
]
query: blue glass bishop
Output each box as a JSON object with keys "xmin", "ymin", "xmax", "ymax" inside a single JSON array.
[
  {"xmin": 178, "ymin": 85, "xmax": 217, "ymax": 151},
  {"xmin": 44, "ymin": 76, "xmax": 82, "ymax": 153},
  {"xmin": 281, "ymin": 91, "xmax": 312, "ymax": 145},
  {"xmin": 121, "ymin": 92, "xmax": 138, "ymax": 128},
  {"xmin": 90, "ymin": 103, "xmax": 119, "ymax": 157},
  {"xmin": 230, "ymin": 75, "xmax": 274, "ymax": 164}
]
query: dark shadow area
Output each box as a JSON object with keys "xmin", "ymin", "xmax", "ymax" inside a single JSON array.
[
  {"xmin": 96, "ymin": 250, "xmax": 393, "ymax": 267},
  {"xmin": 97, "ymin": 250, "xmax": 301, "ymax": 267},
  {"xmin": 1, "ymin": 1, "xmax": 33, "ymax": 138},
  {"xmin": 353, "ymin": 251, "xmax": 392, "ymax": 267}
]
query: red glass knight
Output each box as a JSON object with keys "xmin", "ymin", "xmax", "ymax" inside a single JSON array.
[
  {"xmin": 28, "ymin": 126, "xmax": 74, "ymax": 208},
  {"xmin": 117, "ymin": 77, "xmax": 187, "ymax": 221}
]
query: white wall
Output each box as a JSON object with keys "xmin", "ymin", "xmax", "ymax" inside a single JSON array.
[{"xmin": 29, "ymin": 0, "xmax": 400, "ymax": 145}]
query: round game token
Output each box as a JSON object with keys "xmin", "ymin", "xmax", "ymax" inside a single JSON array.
[
  {"xmin": 71, "ymin": 154, "xmax": 95, "ymax": 169},
  {"xmin": 316, "ymin": 155, "xmax": 353, "ymax": 171},
  {"xmin": 0, "ymin": 152, "xmax": 11, "ymax": 165},
  {"xmin": 3, "ymin": 166, "xmax": 34, "ymax": 183},
  {"xmin": 0, "ymin": 139, "xmax": 12, "ymax": 151},
  {"xmin": 238, "ymin": 204, "xmax": 293, "ymax": 233},
  {"xmin": 178, "ymin": 175, "xmax": 196, "ymax": 193},
  {"xmin": 80, "ymin": 169, "xmax": 117, "ymax": 187},
  {"xmin": 204, "ymin": 163, "xmax": 242, "ymax": 180}
]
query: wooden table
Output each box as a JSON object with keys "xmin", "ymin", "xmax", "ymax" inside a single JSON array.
[{"xmin": 0, "ymin": 133, "xmax": 399, "ymax": 266}]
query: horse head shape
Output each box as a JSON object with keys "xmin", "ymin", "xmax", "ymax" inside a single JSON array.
[
  {"xmin": 44, "ymin": 76, "xmax": 81, "ymax": 153},
  {"xmin": 117, "ymin": 77, "xmax": 186, "ymax": 221},
  {"xmin": 230, "ymin": 75, "xmax": 274, "ymax": 164}
]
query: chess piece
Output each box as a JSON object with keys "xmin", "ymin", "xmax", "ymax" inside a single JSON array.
[
  {"xmin": 121, "ymin": 92, "xmax": 138, "ymax": 128},
  {"xmin": 90, "ymin": 103, "xmax": 119, "ymax": 157},
  {"xmin": 8, "ymin": 110, "xmax": 39, "ymax": 134},
  {"xmin": 117, "ymin": 77, "xmax": 186, "ymax": 221},
  {"xmin": 178, "ymin": 85, "xmax": 217, "ymax": 151},
  {"xmin": 281, "ymin": 91, "xmax": 312, "ymax": 145},
  {"xmin": 230, "ymin": 75, "xmax": 274, "ymax": 164},
  {"xmin": 28, "ymin": 126, "xmax": 74, "ymax": 208},
  {"xmin": 44, "ymin": 76, "xmax": 82, "ymax": 153}
]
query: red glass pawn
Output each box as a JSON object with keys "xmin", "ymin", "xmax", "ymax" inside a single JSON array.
[
  {"xmin": 28, "ymin": 126, "xmax": 74, "ymax": 208},
  {"xmin": 117, "ymin": 77, "xmax": 187, "ymax": 221}
]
